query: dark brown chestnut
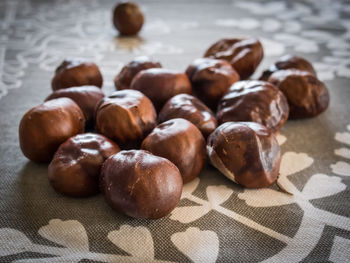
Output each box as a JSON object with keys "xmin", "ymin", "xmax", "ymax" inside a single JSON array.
[
  {"xmin": 207, "ymin": 122, "xmax": 281, "ymax": 188},
  {"xmin": 113, "ymin": 2, "xmax": 144, "ymax": 36},
  {"xmin": 216, "ymin": 80, "xmax": 289, "ymax": 133},
  {"xmin": 141, "ymin": 118, "xmax": 206, "ymax": 183},
  {"xmin": 130, "ymin": 68, "xmax": 192, "ymax": 111},
  {"xmin": 48, "ymin": 133, "xmax": 120, "ymax": 197},
  {"xmin": 259, "ymin": 55, "xmax": 316, "ymax": 81},
  {"xmin": 204, "ymin": 37, "xmax": 264, "ymax": 80},
  {"xmin": 268, "ymin": 69, "xmax": 329, "ymax": 119},
  {"xmin": 100, "ymin": 150, "xmax": 183, "ymax": 219},
  {"xmin": 114, "ymin": 56, "xmax": 162, "ymax": 90},
  {"xmin": 19, "ymin": 98, "xmax": 85, "ymax": 163},
  {"xmin": 95, "ymin": 89, "xmax": 156, "ymax": 149},
  {"xmin": 51, "ymin": 58, "xmax": 103, "ymax": 91},
  {"xmin": 46, "ymin": 86, "xmax": 104, "ymax": 128},
  {"xmin": 185, "ymin": 58, "xmax": 240, "ymax": 110},
  {"xmin": 158, "ymin": 94, "xmax": 217, "ymax": 138}
]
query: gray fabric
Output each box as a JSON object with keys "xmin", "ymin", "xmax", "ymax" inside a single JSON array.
[{"xmin": 0, "ymin": 0, "xmax": 350, "ymax": 262}]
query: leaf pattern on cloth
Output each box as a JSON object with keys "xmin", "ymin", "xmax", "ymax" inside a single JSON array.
[
  {"xmin": 108, "ymin": 225, "xmax": 155, "ymax": 260},
  {"xmin": 38, "ymin": 219, "xmax": 89, "ymax": 252},
  {"xmin": 171, "ymin": 227, "xmax": 219, "ymax": 263},
  {"xmin": 0, "ymin": 228, "xmax": 32, "ymax": 257},
  {"xmin": 301, "ymin": 174, "xmax": 346, "ymax": 200},
  {"xmin": 170, "ymin": 205, "xmax": 211, "ymax": 224},
  {"xmin": 0, "ymin": 220, "xmax": 175, "ymax": 262},
  {"xmin": 206, "ymin": 185, "xmax": 233, "ymax": 207},
  {"xmin": 279, "ymin": 152, "xmax": 314, "ymax": 177},
  {"xmin": 181, "ymin": 177, "xmax": 200, "ymax": 199},
  {"xmin": 329, "ymin": 236, "xmax": 350, "ymax": 263}
]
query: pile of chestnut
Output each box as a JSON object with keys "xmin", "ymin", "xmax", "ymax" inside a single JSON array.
[{"xmin": 18, "ymin": 35, "xmax": 329, "ymax": 219}]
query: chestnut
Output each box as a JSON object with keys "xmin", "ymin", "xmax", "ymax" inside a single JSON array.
[
  {"xmin": 100, "ymin": 150, "xmax": 183, "ymax": 219},
  {"xmin": 19, "ymin": 98, "xmax": 85, "ymax": 163},
  {"xmin": 268, "ymin": 69, "xmax": 329, "ymax": 119},
  {"xmin": 113, "ymin": 2, "xmax": 144, "ymax": 36},
  {"xmin": 159, "ymin": 94, "xmax": 217, "ymax": 138},
  {"xmin": 141, "ymin": 118, "xmax": 206, "ymax": 183},
  {"xmin": 259, "ymin": 55, "xmax": 316, "ymax": 81},
  {"xmin": 46, "ymin": 86, "xmax": 104, "ymax": 128},
  {"xmin": 216, "ymin": 80, "xmax": 289, "ymax": 133},
  {"xmin": 185, "ymin": 58, "xmax": 240, "ymax": 110},
  {"xmin": 95, "ymin": 89, "xmax": 156, "ymax": 149},
  {"xmin": 207, "ymin": 122, "xmax": 281, "ymax": 188},
  {"xmin": 51, "ymin": 58, "xmax": 103, "ymax": 91},
  {"xmin": 130, "ymin": 68, "xmax": 192, "ymax": 111},
  {"xmin": 204, "ymin": 37, "xmax": 264, "ymax": 79},
  {"xmin": 48, "ymin": 133, "xmax": 120, "ymax": 197},
  {"xmin": 114, "ymin": 56, "xmax": 162, "ymax": 90}
]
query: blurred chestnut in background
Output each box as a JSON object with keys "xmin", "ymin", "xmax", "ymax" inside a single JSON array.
[
  {"xmin": 19, "ymin": 98, "xmax": 85, "ymax": 163},
  {"xmin": 113, "ymin": 2, "xmax": 144, "ymax": 36},
  {"xmin": 216, "ymin": 80, "xmax": 289, "ymax": 133},
  {"xmin": 204, "ymin": 37, "xmax": 264, "ymax": 80},
  {"xmin": 130, "ymin": 68, "xmax": 192, "ymax": 111},
  {"xmin": 46, "ymin": 86, "xmax": 104, "ymax": 128},
  {"xmin": 260, "ymin": 55, "xmax": 316, "ymax": 81},
  {"xmin": 186, "ymin": 58, "xmax": 239, "ymax": 110},
  {"xmin": 48, "ymin": 133, "xmax": 120, "ymax": 197},
  {"xmin": 114, "ymin": 56, "xmax": 162, "ymax": 90},
  {"xmin": 141, "ymin": 118, "xmax": 206, "ymax": 183},
  {"xmin": 51, "ymin": 58, "xmax": 103, "ymax": 91},
  {"xmin": 207, "ymin": 122, "xmax": 281, "ymax": 188},
  {"xmin": 268, "ymin": 69, "xmax": 329, "ymax": 119},
  {"xmin": 159, "ymin": 94, "xmax": 217, "ymax": 138},
  {"xmin": 100, "ymin": 150, "xmax": 183, "ymax": 219},
  {"xmin": 95, "ymin": 89, "xmax": 156, "ymax": 149}
]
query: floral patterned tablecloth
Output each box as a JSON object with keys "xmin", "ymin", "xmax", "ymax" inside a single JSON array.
[{"xmin": 0, "ymin": 0, "xmax": 350, "ymax": 262}]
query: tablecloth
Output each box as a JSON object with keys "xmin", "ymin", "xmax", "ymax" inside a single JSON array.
[{"xmin": 0, "ymin": 0, "xmax": 350, "ymax": 262}]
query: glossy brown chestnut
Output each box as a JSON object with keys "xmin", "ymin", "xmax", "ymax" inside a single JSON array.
[
  {"xmin": 159, "ymin": 94, "xmax": 217, "ymax": 138},
  {"xmin": 216, "ymin": 80, "xmax": 289, "ymax": 133},
  {"xmin": 95, "ymin": 89, "xmax": 156, "ymax": 149},
  {"xmin": 260, "ymin": 55, "xmax": 316, "ymax": 81},
  {"xmin": 46, "ymin": 86, "xmax": 104, "ymax": 127},
  {"xmin": 185, "ymin": 58, "xmax": 240, "ymax": 110},
  {"xmin": 19, "ymin": 98, "xmax": 85, "ymax": 163},
  {"xmin": 48, "ymin": 133, "xmax": 120, "ymax": 197},
  {"xmin": 113, "ymin": 2, "xmax": 144, "ymax": 36},
  {"xmin": 114, "ymin": 56, "xmax": 162, "ymax": 90},
  {"xmin": 100, "ymin": 150, "xmax": 183, "ymax": 219},
  {"xmin": 204, "ymin": 37, "xmax": 264, "ymax": 80},
  {"xmin": 51, "ymin": 58, "xmax": 103, "ymax": 91},
  {"xmin": 141, "ymin": 118, "xmax": 206, "ymax": 183},
  {"xmin": 268, "ymin": 69, "xmax": 329, "ymax": 119},
  {"xmin": 130, "ymin": 68, "xmax": 192, "ymax": 111},
  {"xmin": 207, "ymin": 122, "xmax": 281, "ymax": 188}
]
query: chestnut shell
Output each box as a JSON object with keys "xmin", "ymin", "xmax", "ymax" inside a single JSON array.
[
  {"xmin": 114, "ymin": 56, "xmax": 162, "ymax": 90},
  {"xmin": 113, "ymin": 2, "xmax": 144, "ymax": 36},
  {"xmin": 100, "ymin": 150, "xmax": 183, "ymax": 219},
  {"xmin": 51, "ymin": 58, "xmax": 103, "ymax": 91},
  {"xmin": 268, "ymin": 69, "xmax": 329, "ymax": 119},
  {"xmin": 207, "ymin": 122, "xmax": 281, "ymax": 188},
  {"xmin": 141, "ymin": 118, "xmax": 206, "ymax": 183},
  {"xmin": 48, "ymin": 133, "xmax": 120, "ymax": 197},
  {"xmin": 204, "ymin": 37, "xmax": 264, "ymax": 80},
  {"xmin": 159, "ymin": 94, "xmax": 217, "ymax": 138},
  {"xmin": 130, "ymin": 68, "xmax": 192, "ymax": 112},
  {"xmin": 19, "ymin": 98, "xmax": 85, "ymax": 163},
  {"xmin": 216, "ymin": 80, "xmax": 289, "ymax": 133},
  {"xmin": 186, "ymin": 58, "xmax": 240, "ymax": 110},
  {"xmin": 95, "ymin": 89, "xmax": 157, "ymax": 149}
]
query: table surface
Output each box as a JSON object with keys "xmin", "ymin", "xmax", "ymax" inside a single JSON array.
[{"xmin": 1, "ymin": 0, "xmax": 350, "ymax": 262}]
